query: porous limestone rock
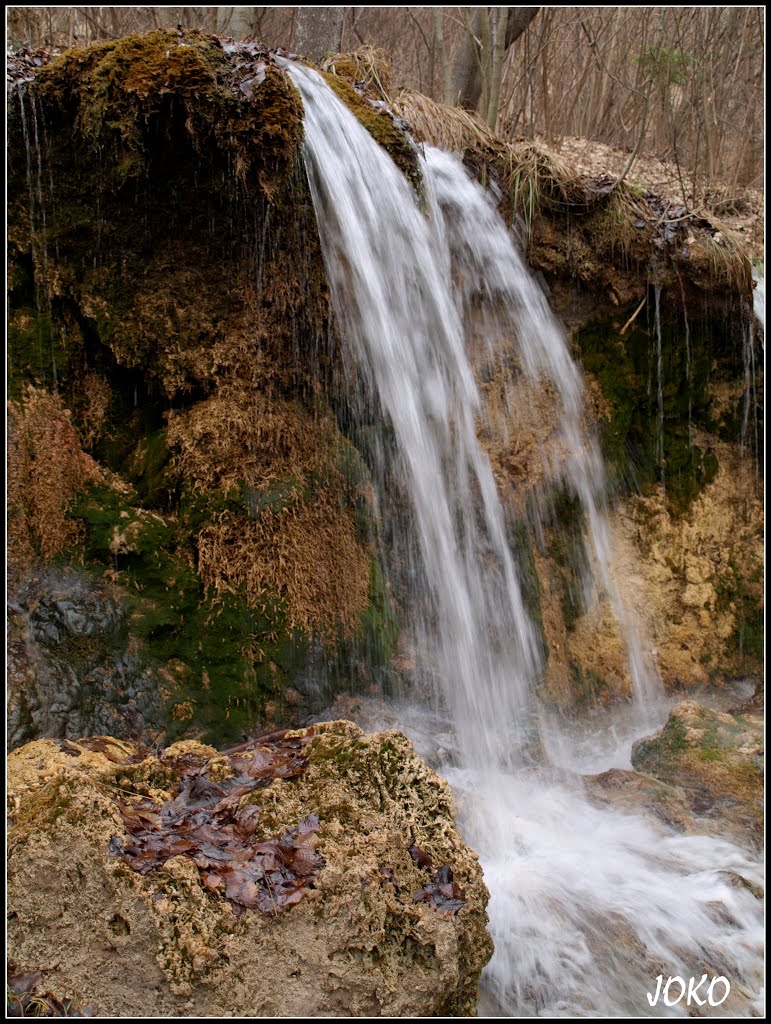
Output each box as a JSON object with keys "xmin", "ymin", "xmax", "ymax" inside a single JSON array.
[{"xmin": 7, "ymin": 721, "xmax": 492, "ymax": 1017}]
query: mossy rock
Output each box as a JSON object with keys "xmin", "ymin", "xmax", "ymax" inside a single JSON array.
[
  {"xmin": 631, "ymin": 700, "xmax": 763, "ymax": 847},
  {"xmin": 320, "ymin": 70, "xmax": 421, "ymax": 190},
  {"xmin": 575, "ymin": 308, "xmax": 740, "ymax": 510},
  {"xmin": 8, "ymin": 31, "xmax": 319, "ymax": 392},
  {"xmin": 33, "ymin": 32, "xmax": 301, "ymax": 192},
  {"xmin": 8, "ymin": 32, "xmax": 400, "ymax": 749}
]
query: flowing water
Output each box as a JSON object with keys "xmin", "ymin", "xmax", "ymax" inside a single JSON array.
[
  {"xmin": 742, "ymin": 265, "xmax": 764, "ymax": 483},
  {"xmin": 752, "ymin": 265, "xmax": 765, "ymax": 335},
  {"xmin": 286, "ymin": 62, "xmax": 764, "ymax": 1016}
]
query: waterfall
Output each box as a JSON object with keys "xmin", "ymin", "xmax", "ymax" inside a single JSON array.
[
  {"xmin": 286, "ymin": 62, "xmax": 763, "ymax": 1016},
  {"xmin": 752, "ymin": 264, "xmax": 764, "ymax": 336},
  {"xmin": 286, "ymin": 61, "xmax": 538, "ymax": 771}
]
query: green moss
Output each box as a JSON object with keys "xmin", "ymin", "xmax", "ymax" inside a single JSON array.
[
  {"xmin": 9, "ymin": 32, "xmax": 311, "ymax": 390},
  {"xmin": 68, "ymin": 476, "xmax": 398, "ymax": 747},
  {"xmin": 35, "ymin": 32, "xmax": 302, "ymax": 194},
  {"xmin": 632, "ymin": 714, "xmax": 688, "ymax": 774},
  {"xmin": 506, "ymin": 510, "xmax": 546, "ymax": 661},
  {"xmin": 320, "ymin": 71, "xmax": 421, "ymax": 191},
  {"xmin": 714, "ymin": 558, "xmax": 764, "ymax": 663},
  {"xmin": 567, "ymin": 661, "xmax": 607, "ymax": 706},
  {"xmin": 7, "ymin": 305, "xmax": 69, "ymax": 398},
  {"xmin": 125, "ymin": 429, "xmax": 178, "ymax": 509},
  {"xmin": 325, "ymin": 558, "xmax": 399, "ymax": 697},
  {"xmin": 577, "ymin": 309, "xmax": 725, "ymax": 510},
  {"xmin": 699, "ymin": 747, "xmax": 723, "ymax": 762}
]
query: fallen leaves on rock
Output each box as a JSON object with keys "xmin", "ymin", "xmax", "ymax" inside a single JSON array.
[
  {"xmin": 408, "ymin": 844, "xmax": 464, "ymax": 914},
  {"xmin": 412, "ymin": 863, "xmax": 465, "ymax": 915},
  {"xmin": 109, "ymin": 729, "xmax": 324, "ymax": 914},
  {"xmin": 408, "ymin": 843, "xmax": 432, "ymax": 869},
  {"xmin": 6, "ymin": 48, "xmax": 54, "ymax": 86}
]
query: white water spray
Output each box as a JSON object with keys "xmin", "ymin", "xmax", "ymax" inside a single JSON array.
[{"xmin": 287, "ymin": 62, "xmax": 763, "ymax": 1016}]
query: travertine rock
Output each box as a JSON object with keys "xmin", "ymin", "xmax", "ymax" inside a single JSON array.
[{"xmin": 7, "ymin": 722, "xmax": 492, "ymax": 1017}]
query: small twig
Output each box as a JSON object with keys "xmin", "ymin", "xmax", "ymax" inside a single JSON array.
[{"xmin": 620, "ymin": 293, "xmax": 648, "ymax": 336}]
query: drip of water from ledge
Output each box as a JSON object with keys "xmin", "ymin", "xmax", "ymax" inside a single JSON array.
[{"xmin": 286, "ymin": 61, "xmax": 763, "ymax": 1016}]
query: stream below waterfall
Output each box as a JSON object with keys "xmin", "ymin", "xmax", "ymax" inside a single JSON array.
[{"xmin": 286, "ymin": 61, "xmax": 764, "ymax": 1017}]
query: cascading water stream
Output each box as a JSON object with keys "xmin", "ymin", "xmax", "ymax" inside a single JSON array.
[
  {"xmin": 286, "ymin": 62, "xmax": 763, "ymax": 1016},
  {"xmin": 285, "ymin": 61, "xmax": 538, "ymax": 772}
]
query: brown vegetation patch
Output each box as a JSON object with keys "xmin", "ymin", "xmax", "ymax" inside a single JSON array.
[
  {"xmin": 395, "ymin": 89, "xmax": 753, "ymax": 300},
  {"xmin": 396, "ymin": 89, "xmax": 500, "ymax": 155},
  {"xmin": 197, "ymin": 504, "xmax": 370, "ymax": 638},
  {"xmin": 167, "ymin": 388, "xmax": 372, "ymax": 637},
  {"xmin": 167, "ymin": 387, "xmax": 344, "ymax": 496},
  {"xmin": 7, "ymin": 387, "xmax": 98, "ymax": 571},
  {"xmin": 324, "ymin": 45, "xmax": 393, "ymax": 99}
]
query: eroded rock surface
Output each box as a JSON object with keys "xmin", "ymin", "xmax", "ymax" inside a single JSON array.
[
  {"xmin": 7, "ymin": 566, "xmax": 165, "ymax": 749},
  {"xmin": 7, "ymin": 721, "xmax": 492, "ymax": 1017}
]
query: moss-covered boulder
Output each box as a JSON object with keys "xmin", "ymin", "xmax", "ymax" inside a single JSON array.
[
  {"xmin": 630, "ymin": 700, "xmax": 763, "ymax": 848},
  {"xmin": 7, "ymin": 722, "xmax": 492, "ymax": 1016}
]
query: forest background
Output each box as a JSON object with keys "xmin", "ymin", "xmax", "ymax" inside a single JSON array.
[{"xmin": 7, "ymin": 5, "xmax": 765, "ymax": 204}]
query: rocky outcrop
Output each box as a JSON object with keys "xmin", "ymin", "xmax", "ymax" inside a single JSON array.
[
  {"xmin": 478, "ymin": 280, "xmax": 763, "ymax": 708},
  {"xmin": 609, "ymin": 448, "xmax": 763, "ymax": 689},
  {"xmin": 7, "ymin": 721, "xmax": 492, "ymax": 1017},
  {"xmin": 587, "ymin": 700, "xmax": 763, "ymax": 849},
  {"xmin": 7, "ymin": 565, "xmax": 166, "ymax": 749}
]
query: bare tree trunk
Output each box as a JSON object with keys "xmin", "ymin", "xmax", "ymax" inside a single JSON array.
[
  {"xmin": 486, "ymin": 7, "xmax": 509, "ymax": 129},
  {"xmin": 294, "ymin": 6, "xmax": 346, "ymax": 62},
  {"xmin": 433, "ymin": 9, "xmax": 453, "ymax": 104},
  {"xmin": 449, "ymin": 6, "xmax": 539, "ymax": 111},
  {"xmin": 448, "ymin": 7, "xmax": 484, "ymax": 108}
]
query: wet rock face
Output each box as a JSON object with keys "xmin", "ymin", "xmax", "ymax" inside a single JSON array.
[
  {"xmin": 7, "ymin": 566, "xmax": 164, "ymax": 750},
  {"xmin": 7, "ymin": 721, "xmax": 492, "ymax": 1017}
]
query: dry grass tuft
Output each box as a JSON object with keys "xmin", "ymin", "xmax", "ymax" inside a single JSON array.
[
  {"xmin": 8, "ymin": 387, "xmax": 98, "ymax": 571},
  {"xmin": 396, "ymin": 90, "xmax": 753, "ymax": 289},
  {"xmin": 166, "ymin": 385, "xmax": 344, "ymax": 496},
  {"xmin": 395, "ymin": 90, "xmax": 501, "ymax": 156},
  {"xmin": 324, "ymin": 45, "xmax": 393, "ymax": 99},
  {"xmin": 500, "ymin": 140, "xmax": 586, "ymax": 239},
  {"xmin": 167, "ymin": 386, "xmax": 372, "ymax": 638},
  {"xmin": 75, "ymin": 371, "xmax": 112, "ymax": 449},
  {"xmin": 395, "ymin": 93, "xmax": 586, "ymax": 240},
  {"xmin": 698, "ymin": 221, "xmax": 752, "ymax": 290}
]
